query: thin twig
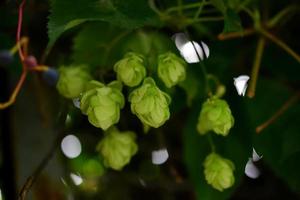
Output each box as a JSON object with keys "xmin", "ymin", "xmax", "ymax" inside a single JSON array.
[
  {"xmin": 217, "ymin": 27, "xmax": 256, "ymax": 40},
  {"xmin": 18, "ymin": 105, "xmax": 68, "ymax": 200},
  {"xmin": 259, "ymin": 29, "xmax": 300, "ymax": 64},
  {"xmin": 0, "ymin": 70, "xmax": 28, "ymax": 109},
  {"xmin": 256, "ymin": 92, "xmax": 300, "ymax": 134},
  {"xmin": 247, "ymin": 37, "xmax": 266, "ymax": 98}
]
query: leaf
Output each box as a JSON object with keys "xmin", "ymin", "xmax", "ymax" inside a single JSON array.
[
  {"xmin": 243, "ymin": 78, "xmax": 300, "ymax": 193},
  {"xmin": 47, "ymin": 0, "xmax": 161, "ymax": 51},
  {"xmin": 72, "ymin": 22, "xmax": 129, "ymax": 68},
  {"xmin": 223, "ymin": 9, "xmax": 243, "ymax": 33},
  {"xmin": 72, "ymin": 24, "xmax": 174, "ymax": 71}
]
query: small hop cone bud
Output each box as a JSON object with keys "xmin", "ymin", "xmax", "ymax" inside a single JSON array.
[
  {"xmin": 129, "ymin": 77, "xmax": 171, "ymax": 128},
  {"xmin": 56, "ymin": 65, "xmax": 92, "ymax": 98},
  {"xmin": 80, "ymin": 80, "xmax": 125, "ymax": 130},
  {"xmin": 197, "ymin": 97, "xmax": 234, "ymax": 136},
  {"xmin": 114, "ymin": 52, "xmax": 146, "ymax": 87},
  {"xmin": 158, "ymin": 52, "xmax": 186, "ymax": 88},
  {"xmin": 96, "ymin": 127, "xmax": 138, "ymax": 170},
  {"xmin": 204, "ymin": 153, "xmax": 235, "ymax": 191}
]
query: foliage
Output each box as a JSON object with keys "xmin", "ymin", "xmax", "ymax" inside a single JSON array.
[{"xmin": 1, "ymin": 0, "xmax": 300, "ymax": 199}]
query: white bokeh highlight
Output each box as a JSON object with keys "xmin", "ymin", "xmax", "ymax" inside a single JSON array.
[
  {"xmin": 233, "ymin": 75, "xmax": 250, "ymax": 96},
  {"xmin": 245, "ymin": 159, "xmax": 260, "ymax": 179},
  {"xmin": 73, "ymin": 98, "xmax": 81, "ymax": 109},
  {"xmin": 252, "ymin": 148, "xmax": 262, "ymax": 162},
  {"xmin": 70, "ymin": 173, "xmax": 83, "ymax": 186},
  {"xmin": 151, "ymin": 148, "xmax": 169, "ymax": 165},
  {"xmin": 61, "ymin": 135, "xmax": 82, "ymax": 159},
  {"xmin": 244, "ymin": 148, "xmax": 263, "ymax": 179},
  {"xmin": 173, "ymin": 33, "xmax": 209, "ymax": 63}
]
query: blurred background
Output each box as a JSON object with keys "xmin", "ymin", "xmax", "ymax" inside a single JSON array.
[{"xmin": 0, "ymin": 0, "xmax": 300, "ymax": 199}]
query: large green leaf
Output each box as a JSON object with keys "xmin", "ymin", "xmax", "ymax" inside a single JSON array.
[
  {"xmin": 223, "ymin": 9, "xmax": 243, "ymax": 33},
  {"xmin": 72, "ymin": 23, "xmax": 173, "ymax": 71},
  {"xmin": 48, "ymin": 0, "xmax": 161, "ymax": 50}
]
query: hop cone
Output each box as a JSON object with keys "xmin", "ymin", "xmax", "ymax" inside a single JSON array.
[
  {"xmin": 96, "ymin": 127, "xmax": 138, "ymax": 170},
  {"xmin": 56, "ymin": 65, "xmax": 92, "ymax": 98},
  {"xmin": 158, "ymin": 52, "xmax": 186, "ymax": 88},
  {"xmin": 80, "ymin": 80, "xmax": 124, "ymax": 130},
  {"xmin": 197, "ymin": 97, "xmax": 234, "ymax": 136},
  {"xmin": 114, "ymin": 52, "xmax": 146, "ymax": 87},
  {"xmin": 204, "ymin": 153, "xmax": 235, "ymax": 191},
  {"xmin": 129, "ymin": 77, "xmax": 171, "ymax": 128}
]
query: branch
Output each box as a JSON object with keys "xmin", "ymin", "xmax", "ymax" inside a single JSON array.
[
  {"xmin": 247, "ymin": 37, "xmax": 266, "ymax": 98},
  {"xmin": 18, "ymin": 105, "xmax": 68, "ymax": 200},
  {"xmin": 217, "ymin": 27, "xmax": 256, "ymax": 40},
  {"xmin": 258, "ymin": 29, "xmax": 300, "ymax": 64},
  {"xmin": 256, "ymin": 92, "xmax": 300, "ymax": 134}
]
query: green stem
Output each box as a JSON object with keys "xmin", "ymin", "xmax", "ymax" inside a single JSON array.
[
  {"xmin": 193, "ymin": 0, "xmax": 206, "ymax": 19},
  {"xmin": 207, "ymin": 134, "xmax": 216, "ymax": 152},
  {"xmin": 247, "ymin": 37, "xmax": 266, "ymax": 98},
  {"xmin": 177, "ymin": 0, "xmax": 183, "ymax": 15},
  {"xmin": 166, "ymin": 2, "xmax": 210, "ymax": 13},
  {"xmin": 267, "ymin": 5, "xmax": 300, "ymax": 27},
  {"xmin": 259, "ymin": 28, "xmax": 300, "ymax": 64},
  {"xmin": 188, "ymin": 16, "xmax": 224, "ymax": 24}
]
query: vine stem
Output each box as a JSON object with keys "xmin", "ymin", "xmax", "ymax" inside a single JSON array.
[
  {"xmin": 0, "ymin": 0, "xmax": 50, "ymax": 110},
  {"xmin": 18, "ymin": 105, "xmax": 68, "ymax": 200},
  {"xmin": 177, "ymin": 0, "xmax": 183, "ymax": 15},
  {"xmin": 247, "ymin": 37, "xmax": 266, "ymax": 98},
  {"xmin": 0, "ymin": 70, "xmax": 28, "ymax": 109},
  {"xmin": 258, "ymin": 29, "xmax": 300, "ymax": 64},
  {"xmin": 256, "ymin": 92, "xmax": 300, "ymax": 134},
  {"xmin": 207, "ymin": 134, "xmax": 216, "ymax": 152},
  {"xmin": 166, "ymin": 2, "xmax": 210, "ymax": 13},
  {"xmin": 217, "ymin": 28, "xmax": 255, "ymax": 40},
  {"xmin": 193, "ymin": 0, "xmax": 206, "ymax": 19},
  {"xmin": 17, "ymin": 0, "xmax": 27, "ymax": 62}
]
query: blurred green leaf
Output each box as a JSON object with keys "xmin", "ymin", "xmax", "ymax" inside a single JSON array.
[
  {"xmin": 48, "ymin": 0, "xmax": 161, "ymax": 50},
  {"xmin": 72, "ymin": 24, "xmax": 174, "ymax": 71},
  {"xmin": 72, "ymin": 22, "xmax": 129, "ymax": 69},
  {"xmin": 223, "ymin": 9, "xmax": 243, "ymax": 33}
]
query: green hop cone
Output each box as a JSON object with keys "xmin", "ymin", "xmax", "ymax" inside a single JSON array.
[
  {"xmin": 158, "ymin": 52, "xmax": 186, "ymax": 88},
  {"xmin": 114, "ymin": 52, "xmax": 146, "ymax": 87},
  {"xmin": 96, "ymin": 127, "xmax": 138, "ymax": 170},
  {"xmin": 56, "ymin": 65, "xmax": 92, "ymax": 98},
  {"xmin": 129, "ymin": 77, "xmax": 171, "ymax": 128},
  {"xmin": 197, "ymin": 97, "xmax": 234, "ymax": 136},
  {"xmin": 80, "ymin": 80, "xmax": 125, "ymax": 130},
  {"xmin": 203, "ymin": 153, "xmax": 235, "ymax": 191}
]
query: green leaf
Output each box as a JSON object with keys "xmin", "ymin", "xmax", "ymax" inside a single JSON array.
[
  {"xmin": 72, "ymin": 22, "xmax": 129, "ymax": 69},
  {"xmin": 223, "ymin": 9, "xmax": 243, "ymax": 33},
  {"xmin": 48, "ymin": 0, "xmax": 161, "ymax": 51},
  {"xmin": 243, "ymin": 78, "xmax": 300, "ymax": 192},
  {"xmin": 72, "ymin": 23, "xmax": 174, "ymax": 71}
]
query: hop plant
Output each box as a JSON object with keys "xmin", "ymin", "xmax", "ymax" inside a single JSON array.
[
  {"xmin": 197, "ymin": 97, "xmax": 234, "ymax": 136},
  {"xmin": 129, "ymin": 77, "xmax": 171, "ymax": 128},
  {"xmin": 114, "ymin": 52, "xmax": 146, "ymax": 87},
  {"xmin": 158, "ymin": 52, "xmax": 186, "ymax": 88},
  {"xmin": 80, "ymin": 80, "xmax": 125, "ymax": 130},
  {"xmin": 96, "ymin": 127, "xmax": 138, "ymax": 170},
  {"xmin": 56, "ymin": 65, "xmax": 92, "ymax": 98},
  {"xmin": 204, "ymin": 153, "xmax": 235, "ymax": 191}
]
